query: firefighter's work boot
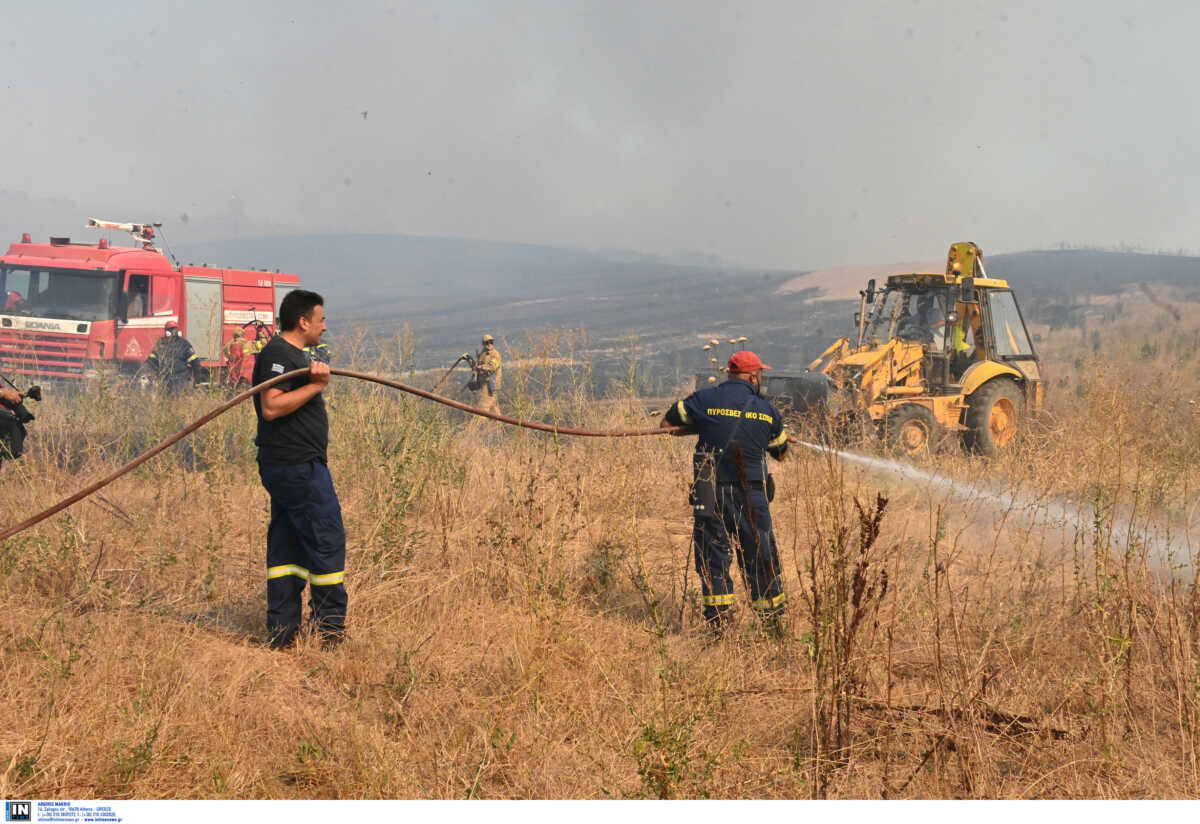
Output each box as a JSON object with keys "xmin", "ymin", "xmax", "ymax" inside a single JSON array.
[
  {"xmin": 756, "ymin": 608, "xmax": 789, "ymax": 641},
  {"xmin": 319, "ymin": 628, "xmax": 346, "ymax": 649},
  {"xmin": 267, "ymin": 627, "xmax": 298, "ymax": 650},
  {"xmin": 703, "ymin": 607, "xmax": 733, "ymax": 641}
]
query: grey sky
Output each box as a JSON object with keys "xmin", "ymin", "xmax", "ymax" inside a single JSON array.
[{"xmin": 4, "ymin": 1, "xmax": 1197, "ymax": 269}]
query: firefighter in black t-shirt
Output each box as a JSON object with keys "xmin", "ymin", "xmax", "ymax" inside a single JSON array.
[
  {"xmin": 252, "ymin": 290, "xmax": 346, "ymax": 649},
  {"xmin": 661, "ymin": 350, "xmax": 790, "ymax": 634}
]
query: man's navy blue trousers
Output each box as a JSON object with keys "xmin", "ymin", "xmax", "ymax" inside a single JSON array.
[
  {"xmin": 258, "ymin": 459, "xmax": 347, "ymax": 647},
  {"xmin": 693, "ymin": 484, "xmax": 786, "ymax": 623}
]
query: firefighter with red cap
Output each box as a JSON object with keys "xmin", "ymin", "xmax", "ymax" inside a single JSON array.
[
  {"xmin": 223, "ymin": 327, "xmax": 247, "ymax": 387},
  {"xmin": 144, "ymin": 320, "xmax": 204, "ymax": 392},
  {"xmin": 661, "ymin": 350, "xmax": 790, "ymax": 634}
]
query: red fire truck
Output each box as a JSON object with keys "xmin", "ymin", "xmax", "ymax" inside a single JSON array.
[{"xmin": 0, "ymin": 219, "xmax": 302, "ymax": 380}]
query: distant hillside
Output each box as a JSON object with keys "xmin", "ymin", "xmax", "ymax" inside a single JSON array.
[
  {"xmin": 174, "ymin": 233, "xmax": 833, "ymax": 385},
  {"xmin": 174, "ymin": 234, "xmax": 777, "ymax": 312},
  {"xmin": 988, "ymin": 250, "xmax": 1200, "ymax": 330},
  {"xmin": 172, "ymin": 234, "xmax": 1200, "ymax": 386},
  {"xmin": 989, "ymin": 249, "xmax": 1200, "ymax": 299}
]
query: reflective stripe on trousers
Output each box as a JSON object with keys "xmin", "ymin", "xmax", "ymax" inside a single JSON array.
[{"xmin": 266, "ymin": 565, "xmax": 345, "ymax": 586}]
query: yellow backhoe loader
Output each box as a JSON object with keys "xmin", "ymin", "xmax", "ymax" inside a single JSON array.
[{"xmin": 768, "ymin": 242, "xmax": 1044, "ymax": 456}]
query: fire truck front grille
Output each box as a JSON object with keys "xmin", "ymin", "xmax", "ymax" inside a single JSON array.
[{"xmin": 0, "ymin": 330, "xmax": 89, "ymax": 379}]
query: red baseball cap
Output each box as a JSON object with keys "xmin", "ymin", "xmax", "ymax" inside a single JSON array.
[
  {"xmin": 164, "ymin": 320, "xmax": 179, "ymax": 330},
  {"xmin": 728, "ymin": 350, "xmax": 771, "ymax": 373}
]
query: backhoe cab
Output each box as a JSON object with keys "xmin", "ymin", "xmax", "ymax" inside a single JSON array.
[{"xmin": 803, "ymin": 242, "xmax": 1044, "ymax": 456}]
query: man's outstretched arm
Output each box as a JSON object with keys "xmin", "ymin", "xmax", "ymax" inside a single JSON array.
[{"xmin": 661, "ymin": 400, "xmax": 697, "ymax": 435}]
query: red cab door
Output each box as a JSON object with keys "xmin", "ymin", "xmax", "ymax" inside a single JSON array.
[{"xmin": 116, "ymin": 271, "xmax": 178, "ymax": 367}]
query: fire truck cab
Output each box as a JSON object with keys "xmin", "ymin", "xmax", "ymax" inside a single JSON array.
[{"xmin": 0, "ymin": 221, "xmax": 301, "ymax": 380}]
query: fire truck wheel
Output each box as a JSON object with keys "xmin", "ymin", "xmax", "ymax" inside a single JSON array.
[
  {"xmin": 964, "ymin": 378, "xmax": 1025, "ymax": 456},
  {"xmin": 884, "ymin": 404, "xmax": 940, "ymax": 457}
]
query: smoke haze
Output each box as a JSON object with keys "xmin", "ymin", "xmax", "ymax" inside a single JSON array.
[{"xmin": 4, "ymin": 2, "xmax": 1197, "ymax": 268}]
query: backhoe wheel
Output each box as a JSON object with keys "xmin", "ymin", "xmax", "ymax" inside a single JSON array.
[
  {"xmin": 884, "ymin": 404, "xmax": 940, "ymax": 457},
  {"xmin": 964, "ymin": 378, "xmax": 1024, "ymax": 456}
]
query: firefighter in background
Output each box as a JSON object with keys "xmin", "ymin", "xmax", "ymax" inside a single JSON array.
[
  {"xmin": 0, "ymin": 361, "xmax": 38, "ymax": 468},
  {"xmin": 144, "ymin": 321, "xmax": 203, "ymax": 392},
  {"xmin": 224, "ymin": 327, "xmax": 247, "ymax": 387},
  {"xmin": 248, "ymin": 321, "xmax": 272, "ymax": 354},
  {"xmin": 471, "ymin": 334, "xmax": 502, "ymax": 413},
  {"xmin": 306, "ymin": 341, "xmax": 331, "ymax": 364},
  {"xmin": 661, "ymin": 351, "xmax": 790, "ymax": 635},
  {"xmin": 0, "ymin": 382, "xmax": 23, "ymax": 464},
  {"xmin": 237, "ymin": 321, "xmax": 273, "ymax": 384}
]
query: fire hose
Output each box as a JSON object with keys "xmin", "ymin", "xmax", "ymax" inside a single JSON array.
[{"xmin": 0, "ymin": 367, "xmax": 681, "ymax": 543}]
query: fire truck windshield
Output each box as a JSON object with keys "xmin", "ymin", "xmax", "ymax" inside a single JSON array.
[{"xmin": 0, "ymin": 266, "xmax": 120, "ymax": 321}]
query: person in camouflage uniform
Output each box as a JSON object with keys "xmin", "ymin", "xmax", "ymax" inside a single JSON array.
[{"xmin": 472, "ymin": 334, "xmax": 502, "ymax": 413}]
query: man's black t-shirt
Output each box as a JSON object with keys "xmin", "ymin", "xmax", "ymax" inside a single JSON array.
[{"xmin": 253, "ymin": 335, "xmax": 329, "ymax": 465}]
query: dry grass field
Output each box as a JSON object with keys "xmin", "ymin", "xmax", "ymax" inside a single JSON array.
[{"xmin": 1, "ymin": 287, "xmax": 1199, "ymax": 799}]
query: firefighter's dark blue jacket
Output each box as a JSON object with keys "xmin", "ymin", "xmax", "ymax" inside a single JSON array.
[
  {"xmin": 146, "ymin": 334, "xmax": 200, "ymax": 380},
  {"xmin": 664, "ymin": 377, "xmax": 788, "ymax": 484}
]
